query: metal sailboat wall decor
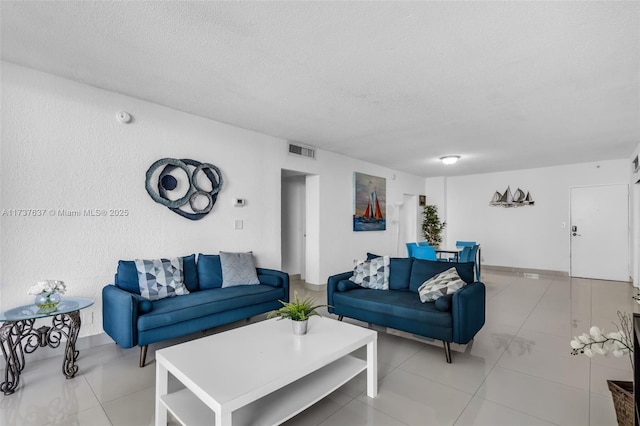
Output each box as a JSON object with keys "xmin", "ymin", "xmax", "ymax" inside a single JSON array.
[{"xmin": 490, "ymin": 186, "xmax": 534, "ymax": 208}]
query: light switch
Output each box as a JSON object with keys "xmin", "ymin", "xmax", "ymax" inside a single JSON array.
[{"xmin": 234, "ymin": 219, "xmax": 243, "ymax": 230}]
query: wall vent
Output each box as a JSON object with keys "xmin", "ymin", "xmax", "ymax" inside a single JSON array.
[{"xmin": 288, "ymin": 143, "xmax": 316, "ymax": 159}]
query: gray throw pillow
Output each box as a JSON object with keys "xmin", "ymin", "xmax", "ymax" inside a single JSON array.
[
  {"xmin": 219, "ymin": 252, "xmax": 260, "ymax": 287},
  {"xmin": 135, "ymin": 258, "xmax": 190, "ymax": 301}
]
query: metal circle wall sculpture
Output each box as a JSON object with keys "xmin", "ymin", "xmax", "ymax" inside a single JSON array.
[{"xmin": 145, "ymin": 158, "xmax": 223, "ymax": 221}]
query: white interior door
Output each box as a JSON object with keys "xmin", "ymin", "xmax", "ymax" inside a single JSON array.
[{"xmin": 570, "ymin": 184, "xmax": 629, "ymax": 281}]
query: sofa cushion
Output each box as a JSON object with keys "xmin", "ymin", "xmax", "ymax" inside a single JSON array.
[
  {"xmin": 334, "ymin": 289, "xmax": 452, "ymax": 328},
  {"xmin": 409, "ymin": 260, "xmax": 474, "ymax": 292},
  {"xmin": 137, "ymin": 285, "xmax": 284, "ymax": 331},
  {"xmin": 197, "ymin": 254, "xmax": 224, "ymax": 289},
  {"xmin": 181, "ymin": 254, "xmax": 199, "ymax": 292},
  {"xmin": 350, "ymin": 256, "xmax": 390, "ymax": 290},
  {"xmin": 220, "ymin": 252, "xmax": 261, "ymax": 287},
  {"xmin": 365, "ymin": 254, "xmax": 413, "ymax": 290},
  {"xmin": 135, "ymin": 258, "xmax": 190, "ymax": 301},
  {"xmin": 337, "ymin": 280, "xmax": 360, "ymax": 292},
  {"xmin": 258, "ymin": 274, "xmax": 282, "ymax": 287},
  {"xmin": 116, "ymin": 254, "xmax": 197, "ymax": 295},
  {"xmin": 389, "ymin": 258, "xmax": 413, "ymax": 290},
  {"xmin": 435, "ymin": 294, "xmax": 453, "ymax": 312},
  {"xmin": 418, "ymin": 267, "xmax": 465, "ymax": 302}
]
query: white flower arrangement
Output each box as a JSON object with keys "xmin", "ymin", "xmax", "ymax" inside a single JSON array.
[
  {"xmin": 570, "ymin": 311, "xmax": 633, "ymax": 370},
  {"xmin": 28, "ymin": 280, "xmax": 66, "ymax": 296}
]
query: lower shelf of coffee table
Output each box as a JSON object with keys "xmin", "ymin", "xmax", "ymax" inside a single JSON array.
[{"xmin": 160, "ymin": 355, "xmax": 367, "ymax": 425}]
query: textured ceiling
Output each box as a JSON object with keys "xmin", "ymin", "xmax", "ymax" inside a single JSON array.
[{"xmin": 1, "ymin": 1, "xmax": 638, "ymax": 177}]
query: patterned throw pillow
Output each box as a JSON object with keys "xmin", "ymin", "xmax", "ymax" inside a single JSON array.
[
  {"xmin": 349, "ymin": 256, "xmax": 390, "ymax": 290},
  {"xmin": 418, "ymin": 267, "xmax": 465, "ymax": 302},
  {"xmin": 135, "ymin": 258, "xmax": 190, "ymax": 301},
  {"xmin": 219, "ymin": 252, "xmax": 261, "ymax": 288}
]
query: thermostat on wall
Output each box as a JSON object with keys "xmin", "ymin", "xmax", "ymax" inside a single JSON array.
[{"xmin": 234, "ymin": 198, "xmax": 245, "ymax": 207}]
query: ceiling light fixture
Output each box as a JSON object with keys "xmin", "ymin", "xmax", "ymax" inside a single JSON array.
[{"xmin": 440, "ymin": 156, "xmax": 460, "ymax": 165}]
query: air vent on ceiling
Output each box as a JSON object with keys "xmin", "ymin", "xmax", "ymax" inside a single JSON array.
[{"xmin": 288, "ymin": 143, "xmax": 316, "ymax": 159}]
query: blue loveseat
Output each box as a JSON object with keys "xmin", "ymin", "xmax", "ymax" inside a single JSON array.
[
  {"xmin": 327, "ymin": 257, "xmax": 485, "ymax": 363},
  {"xmin": 102, "ymin": 254, "xmax": 289, "ymax": 367}
]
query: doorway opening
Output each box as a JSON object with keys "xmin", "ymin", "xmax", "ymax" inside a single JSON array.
[{"xmin": 281, "ymin": 170, "xmax": 320, "ymax": 283}]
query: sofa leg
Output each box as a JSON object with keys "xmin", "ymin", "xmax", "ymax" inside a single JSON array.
[
  {"xmin": 337, "ymin": 315, "xmax": 344, "ymax": 321},
  {"xmin": 443, "ymin": 341, "xmax": 452, "ymax": 363},
  {"xmin": 139, "ymin": 345, "xmax": 148, "ymax": 368}
]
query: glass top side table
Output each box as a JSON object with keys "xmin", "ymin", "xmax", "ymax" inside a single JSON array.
[{"xmin": 0, "ymin": 297, "xmax": 94, "ymax": 395}]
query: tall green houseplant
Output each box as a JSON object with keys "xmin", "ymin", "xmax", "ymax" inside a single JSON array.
[{"xmin": 422, "ymin": 205, "xmax": 446, "ymax": 247}]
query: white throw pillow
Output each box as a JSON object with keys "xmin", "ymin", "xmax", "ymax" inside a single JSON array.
[{"xmin": 418, "ymin": 267, "xmax": 465, "ymax": 302}]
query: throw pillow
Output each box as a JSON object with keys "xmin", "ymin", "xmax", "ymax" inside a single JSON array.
[
  {"xmin": 349, "ymin": 256, "xmax": 390, "ymax": 290},
  {"xmin": 134, "ymin": 257, "xmax": 190, "ymax": 301},
  {"xmin": 418, "ymin": 267, "xmax": 465, "ymax": 302},
  {"xmin": 219, "ymin": 251, "xmax": 260, "ymax": 288}
]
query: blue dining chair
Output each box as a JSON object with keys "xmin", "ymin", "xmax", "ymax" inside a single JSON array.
[
  {"xmin": 456, "ymin": 241, "xmax": 476, "ymax": 247},
  {"xmin": 417, "ymin": 241, "xmax": 432, "ymax": 247},
  {"xmin": 405, "ymin": 242, "xmax": 418, "ymax": 257},
  {"xmin": 412, "ymin": 245, "xmax": 437, "ymax": 260},
  {"xmin": 458, "ymin": 244, "xmax": 480, "ymax": 281}
]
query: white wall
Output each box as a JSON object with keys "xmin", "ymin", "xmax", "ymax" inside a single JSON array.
[
  {"xmin": 443, "ymin": 160, "xmax": 630, "ymax": 273},
  {"xmin": 1, "ymin": 62, "xmax": 426, "ymax": 337},
  {"xmin": 630, "ymin": 142, "xmax": 640, "ymax": 286}
]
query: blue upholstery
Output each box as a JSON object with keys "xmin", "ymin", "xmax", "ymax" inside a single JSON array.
[
  {"xmin": 456, "ymin": 241, "xmax": 476, "ymax": 247},
  {"xmin": 366, "ymin": 254, "xmax": 413, "ymax": 290},
  {"xmin": 327, "ymin": 258, "xmax": 485, "ymax": 361},
  {"xmin": 116, "ymin": 254, "xmax": 198, "ymax": 294},
  {"xmin": 417, "ymin": 241, "xmax": 431, "ymax": 247},
  {"xmin": 103, "ymin": 259, "xmax": 289, "ymax": 361},
  {"xmin": 389, "ymin": 258, "xmax": 413, "ymax": 290},
  {"xmin": 196, "ymin": 254, "xmax": 224, "ymax": 289},
  {"xmin": 456, "ymin": 245, "xmax": 480, "ymax": 281},
  {"xmin": 138, "ymin": 286, "xmax": 285, "ymax": 331},
  {"xmin": 409, "ymin": 259, "xmax": 474, "ymax": 292},
  {"xmin": 435, "ymin": 294, "xmax": 453, "ymax": 312},
  {"xmin": 257, "ymin": 273, "xmax": 282, "ymax": 287},
  {"xmin": 405, "ymin": 242, "xmax": 418, "ymax": 257},
  {"xmin": 412, "ymin": 245, "xmax": 437, "ymax": 260}
]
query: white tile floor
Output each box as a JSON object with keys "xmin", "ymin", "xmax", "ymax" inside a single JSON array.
[{"xmin": 1, "ymin": 270, "xmax": 638, "ymax": 425}]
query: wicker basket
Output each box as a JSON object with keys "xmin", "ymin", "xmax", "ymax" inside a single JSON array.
[{"xmin": 607, "ymin": 380, "xmax": 634, "ymax": 426}]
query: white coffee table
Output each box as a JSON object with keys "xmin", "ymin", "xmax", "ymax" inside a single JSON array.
[{"xmin": 155, "ymin": 316, "xmax": 378, "ymax": 426}]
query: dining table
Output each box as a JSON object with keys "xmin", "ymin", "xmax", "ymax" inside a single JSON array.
[{"xmin": 435, "ymin": 245, "xmax": 482, "ymax": 279}]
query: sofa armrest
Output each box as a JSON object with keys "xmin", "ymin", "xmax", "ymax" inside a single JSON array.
[
  {"xmin": 451, "ymin": 281, "xmax": 486, "ymax": 344},
  {"xmin": 327, "ymin": 271, "xmax": 353, "ymax": 313},
  {"xmin": 256, "ymin": 268, "xmax": 290, "ymax": 302},
  {"xmin": 102, "ymin": 284, "xmax": 140, "ymax": 349}
]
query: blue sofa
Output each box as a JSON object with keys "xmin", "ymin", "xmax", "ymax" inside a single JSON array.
[
  {"xmin": 327, "ymin": 257, "xmax": 485, "ymax": 363},
  {"xmin": 102, "ymin": 254, "xmax": 289, "ymax": 367}
]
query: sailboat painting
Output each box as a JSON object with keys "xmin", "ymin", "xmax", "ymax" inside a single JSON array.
[
  {"xmin": 353, "ymin": 172, "xmax": 386, "ymax": 231},
  {"xmin": 489, "ymin": 186, "xmax": 535, "ymax": 208}
]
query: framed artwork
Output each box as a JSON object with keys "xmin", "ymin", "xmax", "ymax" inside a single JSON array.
[
  {"xmin": 419, "ymin": 195, "xmax": 426, "ymax": 206},
  {"xmin": 353, "ymin": 172, "xmax": 386, "ymax": 231}
]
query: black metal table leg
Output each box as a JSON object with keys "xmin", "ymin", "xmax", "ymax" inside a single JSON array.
[{"xmin": 0, "ymin": 310, "xmax": 82, "ymax": 395}]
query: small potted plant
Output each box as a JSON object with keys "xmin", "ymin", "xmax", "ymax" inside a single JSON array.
[
  {"xmin": 268, "ymin": 292, "xmax": 328, "ymax": 335},
  {"xmin": 422, "ymin": 205, "xmax": 446, "ymax": 247}
]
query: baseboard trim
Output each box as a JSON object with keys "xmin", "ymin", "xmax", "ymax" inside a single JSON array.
[
  {"xmin": 303, "ymin": 282, "xmax": 326, "ymax": 291},
  {"xmin": 482, "ymin": 264, "xmax": 569, "ymax": 277},
  {"xmin": 20, "ymin": 332, "xmax": 113, "ymax": 363}
]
